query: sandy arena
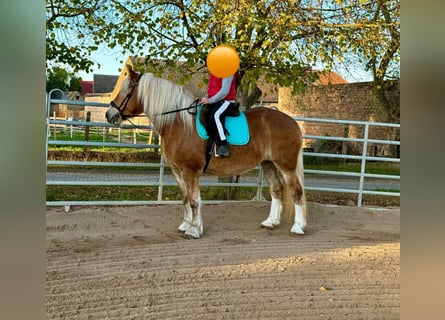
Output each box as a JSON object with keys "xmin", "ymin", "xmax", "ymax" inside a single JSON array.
[{"xmin": 46, "ymin": 201, "xmax": 400, "ymax": 319}]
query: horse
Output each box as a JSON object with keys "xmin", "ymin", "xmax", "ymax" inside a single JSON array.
[{"xmin": 106, "ymin": 65, "xmax": 307, "ymax": 239}]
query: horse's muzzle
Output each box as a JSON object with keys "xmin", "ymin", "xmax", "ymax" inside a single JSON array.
[{"xmin": 105, "ymin": 107, "xmax": 122, "ymax": 125}]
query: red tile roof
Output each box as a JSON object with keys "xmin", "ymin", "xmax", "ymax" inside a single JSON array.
[
  {"xmin": 81, "ymin": 81, "xmax": 93, "ymax": 94},
  {"xmin": 313, "ymin": 71, "xmax": 348, "ymax": 85}
]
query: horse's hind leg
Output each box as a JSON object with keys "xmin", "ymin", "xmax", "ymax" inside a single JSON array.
[
  {"xmin": 292, "ymin": 149, "xmax": 307, "ymax": 234},
  {"xmin": 280, "ymin": 151, "xmax": 307, "ymax": 234},
  {"xmin": 260, "ymin": 161, "xmax": 284, "ymax": 229}
]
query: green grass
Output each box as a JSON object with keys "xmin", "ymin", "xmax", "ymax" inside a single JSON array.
[
  {"xmin": 48, "ymin": 129, "xmax": 160, "ymax": 152},
  {"xmin": 304, "ymin": 160, "xmax": 399, "ymax": 175},
  {"xmin": 49, "ymin": 146, "xmax": 160, "ymax": 153},
  {"xmin": 49, "ymin": 129, "xmax": 158, "ymax": 141},
  {"xmin": 46, "ymin": 185, "xmax": 262, "ymax": 202},
  {"xmin": 49, "ymin": 131, "xmax": 111, "ymax": 142}
]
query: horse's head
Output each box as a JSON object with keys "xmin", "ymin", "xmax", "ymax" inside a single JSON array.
[{"xmin": 106, "ymin": 66, "xmax": 144, "ymax": 125}]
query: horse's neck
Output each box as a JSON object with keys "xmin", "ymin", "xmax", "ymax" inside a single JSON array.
[
  {"xmin": 155, "ymin": 114, "xmax": 195, "ymax": 141},
  {"xmin": 140, "ymin": 75, "xmax": 195, "ymax": 137}
]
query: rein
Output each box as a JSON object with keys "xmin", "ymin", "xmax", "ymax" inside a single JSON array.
[{"xmin": 156, "ymin": 98, "xmax": 201, "ymax": 116}]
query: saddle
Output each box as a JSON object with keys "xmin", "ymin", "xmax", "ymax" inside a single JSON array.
[
  {"xmin": 196, "ymin": 102, "xmax": 249, "ymax": 146},
  {"xmin": 200, "ymin": 101, "xmax": 239, "ymax": 130}
]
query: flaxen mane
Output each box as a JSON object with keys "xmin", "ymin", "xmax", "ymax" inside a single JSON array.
[{"xmin": 136, "ymin": 73, "xmax": 195, "ymax": 132}]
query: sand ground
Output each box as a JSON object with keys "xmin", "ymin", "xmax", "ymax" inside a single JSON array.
[{"xmin": 46, "ymin": 201, "xmax": 400, "ymax": 319}]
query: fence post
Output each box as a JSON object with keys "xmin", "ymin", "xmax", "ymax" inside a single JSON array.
[
  {"xmin": 84, "ymin": 111, "xmax": 91, "ymax": 153},
  {"xmin": 68, "ymin": 117, "xmax": 73, "ymax": 138},
  {"xmin": 45, "ymin": 93, "xmax": 50, "ymax": 167},
  {"xmin": 53, "ymin": 111, "xmax": 57, "ymax": 140},
  {"xmin": 342, "ymin": 125, "xmax": 349, "ymax": 159},
  {"xmin": 158, "ymin": 157, "xmax": 165, "ymax": 201},
  {"xmin": 357, "ymin": 123, "xmax": 369, "ymax": 207}
]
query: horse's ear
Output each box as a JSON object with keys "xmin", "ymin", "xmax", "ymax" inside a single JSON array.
[{"xmin": 126, "ymin": 64, "xmax": 138, "ymax": 79}]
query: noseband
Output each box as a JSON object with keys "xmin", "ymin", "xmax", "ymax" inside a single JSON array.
[{"xmin": 110, "ymin": 73, "xmax": 143, "ymax": 119}]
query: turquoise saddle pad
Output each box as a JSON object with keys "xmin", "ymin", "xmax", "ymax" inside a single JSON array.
[{"xmin": 196, "ymin": 105, "xmax": 250, "ymax": 145}]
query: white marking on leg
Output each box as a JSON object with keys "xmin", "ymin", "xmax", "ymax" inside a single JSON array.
[
  {"xmin": 172, "ymin": 172, "xmax": 193, "ymax": 233},
  {"xmin": 290, "ymin": 204, "xmax": 306, "ymax": 234},
  {"xmin": 195, "ymin": 194, "xmax": 203, "ymax": 236},
  {"xmin": 262, "ymin": 197, "xmax": 282, "ymax": 228},
  {"xmin": 184, "ymin": 194, "xmax": 203, "ymax": 239},
  {"xmin": 178, "ymin": 202, "xmax": 192, "ymax": 232}
]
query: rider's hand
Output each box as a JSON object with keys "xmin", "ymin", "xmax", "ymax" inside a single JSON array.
[{"xmin": 201, "ymin": 97, "xmax": 209, "ymax": 104}]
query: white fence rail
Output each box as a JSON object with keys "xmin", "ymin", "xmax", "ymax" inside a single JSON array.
[{"xmin": 46, "ymin": 90, "xmax": 400, "ymax": 207}]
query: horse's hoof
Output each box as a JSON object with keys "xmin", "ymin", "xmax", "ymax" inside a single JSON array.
[
  {"xmin": 261, "ymin": 218, "xmax": 280, "ymax": 229},
  {"xmin": 184, "ymin": 227, "xmax": 201, "ymax": 239},
  {"xmin": 181, "ymin": 233, "xmax": 198, "ymax": 239},
  {"xmin": 178, "ymin": 221, "xmax": 190, "ymax": 233},
  {"xmin": 290, "ymin": 223, "xmax": 305, "ymax": 235}
]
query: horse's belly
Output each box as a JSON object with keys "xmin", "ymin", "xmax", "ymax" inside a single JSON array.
[{"xmin": 205, "ymin": 157, "xmax": 260, "ymax": 176}]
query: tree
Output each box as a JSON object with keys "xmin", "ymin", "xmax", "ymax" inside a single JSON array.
[
  {"xmin": 46, "ymin": 0, "xmax": 109, "ymax": 73},
  {"xmin": 46, "ymin": 67, "xmax": 82, "ymax": 93},
  {"xmin": 69, "ymin": 74, "xmax": 83, "ymax": 93},
  {"xmin": 364, "ymin": 0, "xmax": 400, "ymax": 123},
  {"xmin": 47, "ymin": 0, "xmax": 399, "ymax": 109}
]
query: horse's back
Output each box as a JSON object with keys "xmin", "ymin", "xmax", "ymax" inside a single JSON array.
[{"xmin": 245, "ymin": 107, "xmax": 302, "ymax": 140}]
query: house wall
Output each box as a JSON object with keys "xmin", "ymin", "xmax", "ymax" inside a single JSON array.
[
  {"xmin": 278, "ymin": 81, "xmax": 400, "ymax": 156},
  {"xmin": 84, "ymin": 94, "xmax": 112, "ymax": 123},
  {"xmin": 49, "ymin": 103, "xmax": 85, "ymax": 120},
  {"xmin": 84, "ymin": 93, "xmax": 151, "ymax": 126}
]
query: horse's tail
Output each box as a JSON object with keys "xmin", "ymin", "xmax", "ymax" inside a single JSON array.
[
  {"xmin": 296, "ymin": 146, "xmax": 307, "ymax": 221},
  {"xmin": 282, "ymin": 145, "xmax": 307, "ymax": 224}
]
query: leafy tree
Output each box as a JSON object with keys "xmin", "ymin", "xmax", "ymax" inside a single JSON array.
[
  {"xmin": 46, "ymin": 0, "xmax": 106, "ymax": 73},
  {"xmin": 46, "ymin": 0, "xmax": 399, "ymax": 109},
  {"xmin": 46, "ymin": 66, "xmax": 82, "ymax": 93},
  {"xmin": 321, "ymin": 0, "xmax": 400, "ymax": 121},
  {"xmin": 46, "ymin": 67, "xmax": 69, "ymax": 92},
  {"xmin": 69, "ymin": 75, "xmax": 83, "ymax": 93}
]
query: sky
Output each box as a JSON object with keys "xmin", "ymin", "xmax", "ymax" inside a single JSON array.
[
  {"xmin": 77, "ymin": 48, "xmax": 128, "ymax": 81},
  {"xmin": 76, "ymin": 45, "xmax": 374, "ymax": 83}
]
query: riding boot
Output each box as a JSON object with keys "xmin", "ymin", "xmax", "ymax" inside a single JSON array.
[{"xmin": 215, "ymin": 141, "xmax": 230, "ymax": 157}]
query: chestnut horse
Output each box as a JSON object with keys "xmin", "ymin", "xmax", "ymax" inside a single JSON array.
[{"xmin": 106, "ymin": 66, "xmax": 307, "ymax": 238}]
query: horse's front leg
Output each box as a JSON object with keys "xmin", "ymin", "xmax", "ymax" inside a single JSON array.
[
  {"xmin": 183, "ymin": 175, "xmax": 203, "ymax": 239},
  {"xmin": 173, "ymin": 171, "xmax": 203, "ymax": 238},
  {"xmin": 172, "ymin": 170, "xmax": 193, "ymax": 233},
  {"xmin": 178, "ymin": 203, "xmax": 193, "ymax": 233},
  {"xmin": 184, "ymin": 192, "xmax": 202, "ymax": 239}
]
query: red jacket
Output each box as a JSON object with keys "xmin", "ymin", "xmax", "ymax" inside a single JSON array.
[{"xmin": 207, "ymin": 74, "xmax": 237, "ymax": 101}]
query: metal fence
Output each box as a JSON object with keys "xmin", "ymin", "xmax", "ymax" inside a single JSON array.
[{"xmin": 46, "ymin": 90, "xmax": 400, "ymax": 208}]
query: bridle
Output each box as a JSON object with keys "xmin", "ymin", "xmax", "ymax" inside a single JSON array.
[
  {"xmin": 107, "ymin": 72, "xmax": 199, "ymax": 127},
  {"xmin": 109, "ymin": 73, "xmax": 143, "ymax": 119}
]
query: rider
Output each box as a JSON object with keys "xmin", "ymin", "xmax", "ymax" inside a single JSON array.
[{"xmin": 201, "ymin": 71, "xmax": 237, "ymax": 157}]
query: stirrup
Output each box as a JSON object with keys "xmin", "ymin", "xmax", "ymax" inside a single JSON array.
[
  {"xmin": 215, "ymin": 144, "xmax": 230, "ymax": 157},
  {"xmin": 208, "ymin": 143, "xmax": 217, "ymax": 156}
]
